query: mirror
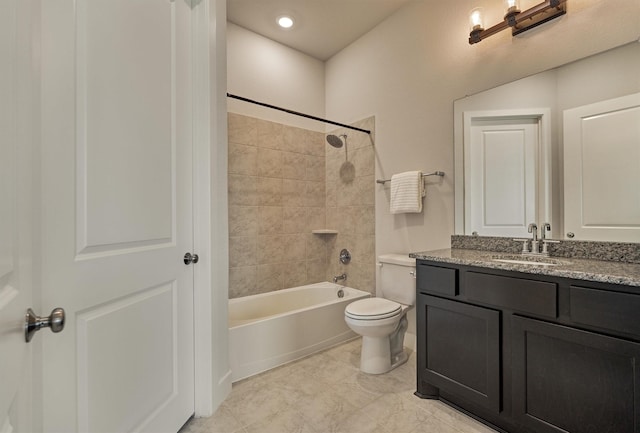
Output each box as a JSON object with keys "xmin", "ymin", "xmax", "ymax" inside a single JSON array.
[{"xmin": 454, "ymin": 41, "xmax": 640, "ymax": 242}]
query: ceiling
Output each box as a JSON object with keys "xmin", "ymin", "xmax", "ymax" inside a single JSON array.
[{"xmin": 226, "ymin": 0, "xmax": 413, "ymax": 61}]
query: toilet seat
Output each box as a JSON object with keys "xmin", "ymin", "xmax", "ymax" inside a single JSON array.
[{"xmin": 345, "ymin": 298, "xmax": 402, "ymax": 321}]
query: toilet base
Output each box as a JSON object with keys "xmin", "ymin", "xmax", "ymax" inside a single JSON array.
[
  {"xmin": 391, "ymin": 349, "xmax": 408, "ymax": 370},
  {"xmin": 359, "ymin": 336, "xmax": 409, "ymax": 374},
  {"xmin": 360, "ymin": 336, "xmax": 390, "ymax": 374}
]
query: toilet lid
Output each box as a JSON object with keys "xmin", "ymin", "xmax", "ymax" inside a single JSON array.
[{"xmin": 345, "ymin": 298, "xmax": 402, "ymax": 320}]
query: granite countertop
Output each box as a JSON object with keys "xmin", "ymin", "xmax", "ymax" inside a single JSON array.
[{"xmin": 410, "ymin": 248, "xmax": 640, "ymax": 288}]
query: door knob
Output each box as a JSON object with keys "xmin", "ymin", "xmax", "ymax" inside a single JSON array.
[
  {"xmin": 183, "ymin": 252, "xmax": 199, "ymax": 265},
  {"xmin": 25, "ymin": 307, "xmax": 65, "ymax": 343}
]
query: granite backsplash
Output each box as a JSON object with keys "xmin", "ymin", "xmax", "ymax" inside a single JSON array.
[{"xmin": 451, "ymin": 235, "xmax": 640, "ymax": 264}]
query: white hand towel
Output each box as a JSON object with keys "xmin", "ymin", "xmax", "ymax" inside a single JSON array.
[{"xmin": 390, "ymin": 171, "xmax": 424, "ymax": 214}]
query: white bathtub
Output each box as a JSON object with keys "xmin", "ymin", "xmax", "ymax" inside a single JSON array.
[{"xmin": 229, "ymin": 282, "xmax": 370, "ymax": 382}]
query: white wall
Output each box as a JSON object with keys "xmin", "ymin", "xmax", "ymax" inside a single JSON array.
[
  {"xmin": 227, "ymin": 23, "xmax": 326, "ymax": 131},
  {"xmin": 556, "ymin": 42, "xmax": 640, "ymax": 113},
  {"xmin": 324, "ymin": 0, "xmax": 640, "ymax": 277}
]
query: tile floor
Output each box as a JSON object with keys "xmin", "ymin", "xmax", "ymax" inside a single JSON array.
[{"xmin": 180, "ymin": 339, "xmax": 498, "ymax": 433}]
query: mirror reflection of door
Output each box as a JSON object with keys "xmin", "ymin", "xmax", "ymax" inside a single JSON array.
[
  {"xmin": 564, "ymin": 92, "xmax": 640, "ymax": 242},
  {"xmin": 463, "ymin": 111, "xmax": 550, "ymax": 238}
]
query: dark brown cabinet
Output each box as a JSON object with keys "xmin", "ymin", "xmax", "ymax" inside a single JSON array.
[
  {"xmin": 416, "ymin": 259, "xmax": 640, "ymax": 433},
  {"xmin": 512, "ymin": 315, "xmax": 640, "ymax": 433},
  {"xmin": 417, "ymin": 294, "xmax": 501, "ymax": 412}
]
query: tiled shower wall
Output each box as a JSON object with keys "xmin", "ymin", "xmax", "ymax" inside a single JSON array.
[
  {"xmin": 227, "ymin": 113, "xmax": 375, "ymax": 299},
  {"xmin": 325, "ymin": 117, "xmax": 376, "ymax": 293}
]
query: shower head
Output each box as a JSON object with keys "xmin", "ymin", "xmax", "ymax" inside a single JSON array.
[{"xmin": 326, "ymin": 134, "xmax": 347, "ymax": 148}]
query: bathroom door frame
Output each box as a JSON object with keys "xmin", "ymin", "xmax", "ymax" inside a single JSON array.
[{"xmin": 191, "ymin": 0, "xmax": 233, "ymax": 416}]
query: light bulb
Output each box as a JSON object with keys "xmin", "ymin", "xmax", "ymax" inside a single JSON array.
[
  {"xmin": 504, "ymin": 0, "xmax": 521, "ymax": 16},
  {"xmin": 469, "ymin": 8, "xmax": 484, "ymax": 32},
  {"xmin": 277, "ymin": 16, "xmax": 294, "ymax": 29}
]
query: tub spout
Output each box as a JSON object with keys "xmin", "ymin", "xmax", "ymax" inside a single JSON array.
[{"xmin": 333, "ymin": 273, "xmax": 347, "ymax": 283}]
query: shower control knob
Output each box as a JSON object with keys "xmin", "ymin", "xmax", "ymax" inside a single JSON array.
[
  {"xmin": 339, "ymin": 249, "xmax": 351, "ymax": 264},
  {"xmin": 183, "ymin": 252, "xmax": 199, "ymax": 265}
]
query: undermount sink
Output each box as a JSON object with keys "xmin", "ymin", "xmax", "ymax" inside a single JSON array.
[{"xmin": 490, "ymin": 255, "xmax": 571, "ymax": 267}]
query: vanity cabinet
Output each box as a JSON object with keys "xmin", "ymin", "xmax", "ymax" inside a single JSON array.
[
  {"xmin": 511, "ymin": 316, "xmax": 640, "ymax": 433},
  {"xmin": 416, "ymin": 260, "xmax": 640, "ymax": 433},
  {"xmin": 417, "ymin": 294, "xmax": 500, "ymax": 413}
]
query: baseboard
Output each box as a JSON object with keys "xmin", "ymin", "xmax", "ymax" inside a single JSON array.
[
  {"xmin": 213, "ymin": 369, "xmax": 232, "ymax": 410},
  {"xmin": 194, "ymin": 368, "xmax": 232, "ymax": 418}
]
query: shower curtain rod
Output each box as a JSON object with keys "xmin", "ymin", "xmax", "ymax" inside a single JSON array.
[{"xmin": 227, "ymin": 93, "xmax": 372, "ymax": 135}]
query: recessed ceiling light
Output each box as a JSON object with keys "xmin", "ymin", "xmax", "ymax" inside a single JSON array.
[{"xmin": 277, "ymin": 15, "xmax": 294, "ymax": 29}]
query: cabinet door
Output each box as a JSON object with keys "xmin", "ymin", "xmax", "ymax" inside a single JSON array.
[
  {"xmin": 418, "ymin": 295, "xmax": 501, "ymax": 412},
  {"xmin": 512, "ymin": 315, "xmax": 640, "ymax": 433}
]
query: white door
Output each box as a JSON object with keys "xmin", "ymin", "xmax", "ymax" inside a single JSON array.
[
  {"xmin": 0, "ymin": 0, "xmax": 36, "ymax": 431},
  {"xmin": 564, "ymin": 92, "xmax": 640, "ymax": 242},
  {"xmin": 465, "ymin": 117, "xmax": 540, "ymax": 237},
  {"xmin": 40, "ymin": 1, "xmax": 195, "ymax": 432}
]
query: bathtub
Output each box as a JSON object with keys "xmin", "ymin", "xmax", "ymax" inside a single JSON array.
[{"xmin": 229, "ymin": 281, "xmax": 370, "ymax": 382}]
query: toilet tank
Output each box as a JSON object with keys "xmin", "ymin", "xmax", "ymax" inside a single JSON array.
[{"xmin": 378, "ymin": 254, "xmax": 416, "ymax": 306}]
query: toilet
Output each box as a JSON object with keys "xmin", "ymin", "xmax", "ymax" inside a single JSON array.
[{"xmin": 344, "ymin": 254, "xmax": 416, "ymax": 374}]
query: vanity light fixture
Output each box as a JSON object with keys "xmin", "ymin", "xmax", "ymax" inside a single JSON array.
[{"xmin": 469, "ymin": 0, "xmax": 567, "ymax": 44}]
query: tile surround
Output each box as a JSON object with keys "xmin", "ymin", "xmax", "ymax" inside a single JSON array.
[
  {"xmin": 227, "ymin": 113, "xmax": 376, "ymax": 298},
  {"xmin": 228, "ymin": 206, "xmax": 257, "ymax": 237},
  {"xmin": 324, "ymin": 118, "xmax": 376, "ymax": 288},
  {"xmin": 282, "ymin": 152, "xmax": 306, "ymax": 179}
]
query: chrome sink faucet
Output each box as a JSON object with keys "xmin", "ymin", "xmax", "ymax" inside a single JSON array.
[
  {"xmin": 541, "ymin": 223, "xmax": 551, "ymax": 242},
  {"xmin": 528, "ymin": 223, "xmax": 539, "ymax": 254},
  {"xmin": 540, "ymin": 223, "xmax": 559, "ymax": 255},
  {"xmin": 333, "ymin": 273, "xmax": 347, "ymax": 283},
  {"xmin": 514, "ymin": 223, "xmax": 558, "ymax": 256}
]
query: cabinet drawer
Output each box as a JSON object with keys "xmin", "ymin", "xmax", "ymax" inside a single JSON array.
[
  {"xmin": 416, "ymin": 264, "xmax": 458, "ymax": 296},
  {"xmin": 570, "ymin": 286, "xmax": 640, "ymax": 337},
  {"xmin": 465, "ymin": 272, "xmax": 557, "ymax": 318}
]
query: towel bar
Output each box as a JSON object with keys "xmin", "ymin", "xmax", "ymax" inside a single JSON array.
[{"xmin": 376, "ymin": 171, "xmax": 445, "ymax": 185}]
